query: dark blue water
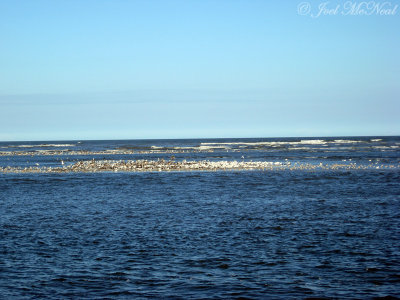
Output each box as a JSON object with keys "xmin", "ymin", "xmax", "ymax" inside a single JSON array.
[{"xmin": 1, "ymin": 137, "xmax": 400, "ymax": 298}]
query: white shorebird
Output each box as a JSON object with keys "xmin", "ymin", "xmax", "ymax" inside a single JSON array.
[{"xmin": 61, "ymin": 160, "xmax": 64, "ymax": 166}]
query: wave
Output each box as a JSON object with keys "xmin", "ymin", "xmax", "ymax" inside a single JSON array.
[
  {"xmin": 372, "ymin": 146, "xmax": 397, "ymax": 150},
  {"xmin": 150, "ymin": 146, "xmax": 231, "ymax": 151},
  {"xmin": 333, "ymin": 140, "xmax": 362, "ymax": 144},
  {"xmin": 300, "ymin": 139, "xmax": 327, "ymax": 144},
  {"xmin": 3, "ymin": 144, "xmax": 75, "ymax": 148},
  {"xmin": 198, "ymin": 145, "xmax": 230, "ymax": 150},
  {"xmin": 200, "ymin": 140, "xmax": 328, "ymax": 147}
]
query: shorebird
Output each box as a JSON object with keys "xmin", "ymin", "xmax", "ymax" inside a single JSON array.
[{"xmin": 61, "ymin": 160, "xmax": 64, "ymax": 166}]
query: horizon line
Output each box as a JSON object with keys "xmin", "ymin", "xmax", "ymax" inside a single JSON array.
[{"xmin": 1, "ymin": 134, "xmax": 398, "ymax": 143}]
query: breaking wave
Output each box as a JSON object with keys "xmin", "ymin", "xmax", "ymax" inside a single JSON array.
[{"xmin": 1, "ymin": 144, "xmax": 75, "ymax": 149}]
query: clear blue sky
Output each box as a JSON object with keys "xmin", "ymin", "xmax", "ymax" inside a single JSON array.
[{"xmin": 0, "ymin": 0, "xmax": 399, "ymax": 141}]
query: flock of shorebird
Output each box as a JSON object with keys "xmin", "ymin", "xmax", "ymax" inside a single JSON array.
[{"xmin": 0, "ymin": 158, "xmax": 397, "ymax": 174}]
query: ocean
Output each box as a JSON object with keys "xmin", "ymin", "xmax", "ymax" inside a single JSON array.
[{"xmin": 0, "ymin": 136, "xmax": 399, "ymax": 299}]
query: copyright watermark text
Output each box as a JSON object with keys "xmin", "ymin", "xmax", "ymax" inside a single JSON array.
[{"xmin": 298, "ymin": 1, "xmax": 398, "ymax": 17}]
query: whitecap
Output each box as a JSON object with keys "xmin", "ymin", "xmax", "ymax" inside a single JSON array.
[
  {"xmin": 332, "ymin": 140, "xmax": 362, "ymax": 144},
  {"xmin": 8, "ymin": 144, "xmax": 76, "ymax": 148},
  {"xmin": 299, "ymin": 140, "xmax": 327, "ymax": 145}
]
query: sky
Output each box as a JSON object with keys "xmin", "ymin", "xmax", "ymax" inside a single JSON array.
[{"xmin": 0, "ymin": 0, "xmax": 399, "ymax": 141}]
